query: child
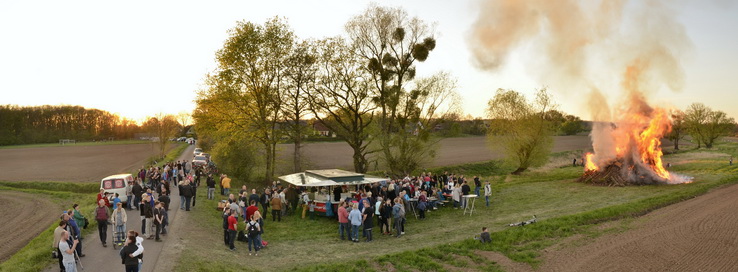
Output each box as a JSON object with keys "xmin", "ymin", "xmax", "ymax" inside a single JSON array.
[
  {"xmin": 309, "ymin": 201, "xmax": 316, "ymax": 220},
  {"xmin": 479, "ymin": 227, "xmax": 491, "ymax": 243},
  {"xmin": 112, "ymin": 193, "xmax": 122, "ymax": 209}
]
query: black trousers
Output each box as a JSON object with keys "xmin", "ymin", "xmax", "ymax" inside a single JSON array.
[
  {"xmin": 228, "ymin": 229, "xmax": 237, "ymax": 249},
  {"xmin": 97, "ymin": 219, "xmax": 107, "ymax": 245},
  {"xmin": 155, "ymin": 223, "xmax": 162, "ymax": 240},
  {"xmin": 57, "ymin": 247, "xmax": 65, "ymax": 271},
  {"xmin": 272, "ymin": 209, "xmax": 281, "ymax": 221},
  {"xmin": 419, "ymin": 209, "xmax": 426, "ymax": 219},
  {"xmin": 223, "ymin": 229, "xmax": 229, "ymax": 245},
  {"xmin": 262, "ymin": 206, "xmax": 269, "ymax": 220},
  {"xmin": 125, "ymin": 264, "xmax": 139, "ymax": 272},
  {"xmin": 380, "ymin": 218, "xmax": 390, "ymax": 233}
]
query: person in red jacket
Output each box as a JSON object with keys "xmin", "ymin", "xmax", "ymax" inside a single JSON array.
[
  {"xmin": 337, "ymin": 201, "xmax": 349, "ymax": 240},
  {"xmin": 245, "ymin": 200, "xmax": 259, "ymax": 223},
  {"xmin": 97, "ymin": 189, "xmax": 111, "ymax": 207}
]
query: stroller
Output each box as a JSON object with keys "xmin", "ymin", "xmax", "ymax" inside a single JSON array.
[{"xmin": 112, "ymin": 224, "xmax": 126, "ymax": 249}]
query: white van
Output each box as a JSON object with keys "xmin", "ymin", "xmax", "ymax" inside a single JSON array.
[{"xmin": 100, "ymin": 174, "xmax": 134, "ymax": 203}]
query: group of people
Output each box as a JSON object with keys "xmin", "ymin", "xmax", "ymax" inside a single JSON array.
[
  {"xmin": 52, "ymin": 205, "xmax": 86, "ymax": 272},
  {"xmin": 331, "ymin": 171, "xmax": 493, "ymax": 242}
]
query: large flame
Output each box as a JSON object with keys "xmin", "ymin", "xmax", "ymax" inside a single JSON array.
[{"xmin": 585, "ymin": 152, "xmax": 598, "ymax": 171}]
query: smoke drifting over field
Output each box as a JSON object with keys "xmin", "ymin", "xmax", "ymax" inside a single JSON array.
[{"xmin": 469, "ymin": 0, "xmax": 693, "ymax": 184}]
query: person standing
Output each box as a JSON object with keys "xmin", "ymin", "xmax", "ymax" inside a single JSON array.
[
  {"xmin": 132, "ymin": 180, "xmax": 143, "ymax": 210},
  {"xmin": 111, "ymin": 202, "xmax": 127, "ymax": 246},
  {"xmin": 473, "ymin": 176, "xmax": 481, "ymax": 196},
  {"xmin": 120, "ymin": 235, "xmax": 140, "ymax": 272},
  {"xmin": 178, "ymin": 180, "xmax": 186, "ymax": 210},
  {"xmin": 337, "ymin": 201, "xmax": 349, "ymax": 240},
  {"xmin": 380, "ymin": 199, "xmax": 392, "ymax": 235},
  {"xmin": 227, "ymin": 209, "xmax": 238, "ymax": 251},
  {"xmin": 58, "ymin": 231, "xmax": 79, "ymax": 272},
  {"xmin": 301, "ymin": 192, "xmax": 310, "ymax": 219},
  {"xmin": 64, "ymin": 211, "xmax": 84, "ymax": 257},
  {"xmin": 260, "ymin": 189, "xmax": 271, "ymax": 220},
  {"xmin": 182, "ymin": 180, "xmax": 193, "ymax": 211},
  {"xmin": 461, "ymin": 181, "xmax": 471, "ymax": 209},
  {"xmin": 206, "ymin": 174, "xmax": 215, "ymax": 200},
  {"xmin": 53, "ymin": 221, "xmax": 68, "ymax": 272},
  {"xmin": 221, "ymin": 174, "xmax": 231, "ymax": 196},
  {"xmin": 484, "ymin": 181, "xmax": 492, "ymax": 207},
  {"xmin": 362, "ymin": 199, "xmax": 374, "ymax": 242},
  {"xmin": 138, "ymin": 194, "xmax": 148, "ymax": 238},
  {"xmin": 153, "ymin": 202, "xmax": 164, "ymax": 242},
  {"xmin": 348, "ymin": 202, "xmax": 362, "ymax": 242},
  {"xmin": 126, "ymin": 182, "xmax": 134, "ymax": 210},
  {"xmin": 392, "ymin": 198, "xmax": 403, "ymax": 238},
  {"xmin": 452, "ymin": 184, "xmax": 461, "ymax": 209},
  {"xmin": 94, "ymin": 199, "xmax": 110, "ymax": 247},
  {"xmin": 222, "ymin": 207, "xmax": 231, "ymax": 246},
  {"xmin": 246, "ymin": 214, "xmax": 261, "ymax": 256},
  {"xmin": 143, "ymin": 195, "xmax": 154, "ymax": 239},
  {"xmin": 270, "ymin": 192, "xmax": 281, "ymax": 222}
]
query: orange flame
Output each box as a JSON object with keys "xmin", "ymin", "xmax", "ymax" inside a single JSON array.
[{"xmin": 585, "ymin": 152, "xmax": 598, "ymax": 171}]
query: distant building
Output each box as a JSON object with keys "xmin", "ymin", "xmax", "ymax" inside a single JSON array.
[{"xmin": 312, "ymin": 120, "xmax": 334, "ymax": 137}]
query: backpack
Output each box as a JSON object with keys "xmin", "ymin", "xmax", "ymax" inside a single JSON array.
[
  {"xmin": 247, "ymin": 222, "xmax": 259, "ymax": 237},
  {"xmin": 95, "ymin": 207, "xmax": 108, "ymax": 221}
]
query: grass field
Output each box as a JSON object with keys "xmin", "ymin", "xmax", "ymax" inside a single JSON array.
[
  {"xmin": 174, "ymin": 140, "xmax": 738, "ymax": 272},
  {"xmin": 0, "ymin": 139, "xmax": 152, "ymax": 149}
]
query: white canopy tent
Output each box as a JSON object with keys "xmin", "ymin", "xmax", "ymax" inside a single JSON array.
[{"xmin": 278, "ymin": 169, "xmax": 388, "ymax": 187}]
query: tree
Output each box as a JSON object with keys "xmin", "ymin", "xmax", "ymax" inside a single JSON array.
[
  {"xmin": 282, "ymin": 39, "xmax": 318, "ymax": 172},
  {"xmin": 308, "ymin": 37, "xmax": 377, "ymax": 173},
  {"xmin": 143, "ymin": 114, "xmax": 181, "ymax": 158},
  {"xmin": 685, "ymin": 103, "xmax": 735, "ymax": 148},
  {"xmin": 667, "ymin": 110, "xmax": 686, "ymax": 150},
  {"xmin": 487, "ymin": 88, "xmax": 557, "ymax": 174},
  {"xmin": 205, "ymin": 17, "xmax": 295, "ymax": 183},
  {"xmin": 346, "ymin": 4, "xmax": 442, "ymax": 175}
]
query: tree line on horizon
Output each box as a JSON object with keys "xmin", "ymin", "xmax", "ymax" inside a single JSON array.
[{"xmin": 0, "ymin": 105, "xmax": 188, "ymax": 154}]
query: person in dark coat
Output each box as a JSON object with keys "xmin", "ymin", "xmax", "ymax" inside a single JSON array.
[
  {"xmin": 181, "ymin": 181, "xmax": 193, "ymax": 211},
  {"xmin": 120, "ymin": 236, "xmax": 140, "ymax": 272}
]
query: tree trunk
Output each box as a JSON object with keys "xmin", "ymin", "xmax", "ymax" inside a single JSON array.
[
  {"xmin": 294, "ymin": 139, "xmax": 301, "ymax": 173},
  {"xmin": 352, "ymin": 145, "xmax": 367, "ymax": 173},
  {"xmin": 673, "ymin": 138, "xmax": 679, "ymax": 150},
  {"xmin": 511, "ymin": 167, "xmax": 526, "ymax": 175}
]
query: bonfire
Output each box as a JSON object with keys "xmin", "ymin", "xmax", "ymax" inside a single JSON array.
[{"xmin": 578, "ymin": 90, "xmax": 692, "ymax": 186}]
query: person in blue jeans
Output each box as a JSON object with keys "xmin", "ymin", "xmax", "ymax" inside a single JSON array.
[
  {"xmin": 348, "ymin": 202, "xmax": 362, "ymax": 242},
  {"xmin": 484, "ymin": 181, "xmax": 492, "ymax": 207},
  {"xmin": 246, "ymin": 215, "xmax": 262, "ymax": 255}
]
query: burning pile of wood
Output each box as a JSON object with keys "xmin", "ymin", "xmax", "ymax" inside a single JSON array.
[{"xmin": 578, "ymin": 159, "xmax": 664, "ymax": 186}]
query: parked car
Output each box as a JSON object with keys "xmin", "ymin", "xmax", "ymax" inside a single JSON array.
[
  {"xmin": 193, "ymin": 155, "xmax": 208, "ymax": 167},
  {"xmin": 100, "ymin": 174, "xmax": 133, "ymax": 203},
  {"xmin": 193, "ymin": 148, "xmax": 203, "ymax": 157}
]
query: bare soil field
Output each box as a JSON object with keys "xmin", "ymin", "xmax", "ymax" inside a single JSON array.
[
  {"xmin": 0, "ymin": 143, "xmax": 172, "ymax": 182},
  {"xmin": 0, "ymin": 191, "xmax": 60, "ymax": 262},
  {"xmin": 492, "ymin": 182, "xmax": 738, "ymax": 272},
  {"xmin": 277, "ymin": 135, "xmax": 591, "ymax": 173}
]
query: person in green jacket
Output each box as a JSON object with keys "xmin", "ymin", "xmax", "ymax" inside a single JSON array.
[{"xmin": 72, "ymin": 203, "xmax": 87, "ymax": 229}]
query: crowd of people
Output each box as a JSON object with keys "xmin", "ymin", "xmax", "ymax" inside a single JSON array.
[
  {"xmin": 52, "ymin": 158, "xmax": 216, "ymax": 272},
  {"xmin": 214, "ymin": 171, "xmax": 495, "ymax": 249}
]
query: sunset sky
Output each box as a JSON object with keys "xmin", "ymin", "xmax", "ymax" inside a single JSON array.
[{"xmin": 1, "ymin": 0, "xmax": 736, "ymax": 122}]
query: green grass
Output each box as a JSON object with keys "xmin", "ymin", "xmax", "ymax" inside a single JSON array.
[
  {"xmin": 0, "ymin": 187, "xmax": 98, "ymax": 272},
  {"xmin": 0, "ymin": 181, "xmax": 99, "ymax": 194},
  {"xmin": 173, "ymin": 140, "xmax": 738, "ymax": 272},
  {"xmin": 0, "ymin": 139, "xmax": 152, "ymax": 149}
]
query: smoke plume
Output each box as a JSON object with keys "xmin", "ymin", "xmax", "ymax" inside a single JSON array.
[{"xmin": 470, "ymin": 0, "xmax": 693, "ymax": 183}]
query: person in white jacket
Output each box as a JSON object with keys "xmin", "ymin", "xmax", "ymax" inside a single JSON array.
[
  {"xmin": 484, "ymin": 181, "xmax": 492, "ymax": 207},
  {"xmin": 125, "ymin": 230, "xmax": 145, "ymax": 271}
]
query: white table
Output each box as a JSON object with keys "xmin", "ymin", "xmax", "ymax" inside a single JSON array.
[{"xmin": 462, "ymin": 195, "xmax": 477, "ymax": 216}]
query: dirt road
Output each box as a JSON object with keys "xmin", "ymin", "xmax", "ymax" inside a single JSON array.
[
  {"xmin": 490, "ymin": 182, "xmax": 738, "ymax": 272},
  {"xmin": 0, "ymin": 143, "xmax": 175, "ymax": 182},
  {"xmin": 0, "ymin": 191, "xmax": 60, "ymax": 262},
  {"xmin": 42, "ymin": 145, "xmax": 194, "ymax": 272},
  {"xmin": 277, "ymin": 135, "xmax": 591, "ymax": 173}
]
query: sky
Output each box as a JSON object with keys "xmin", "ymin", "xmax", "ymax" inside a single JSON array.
[{"xmin": 1, "ymin": 0, "xmax": 737, "ymax": 123}]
